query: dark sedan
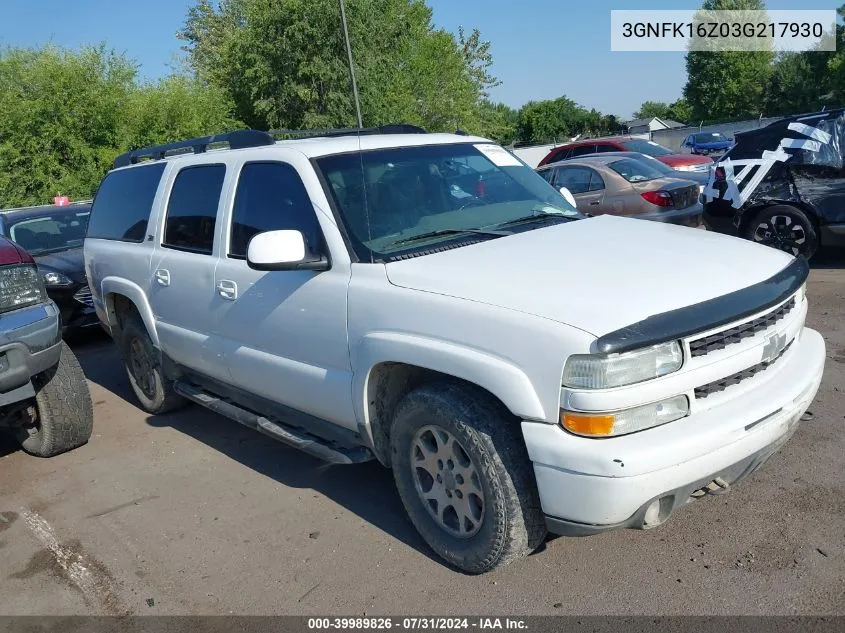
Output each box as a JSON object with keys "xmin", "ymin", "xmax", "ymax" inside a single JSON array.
[{"xmin": 0, "ymin": 202, "xmax": 96, "ymax": 334}]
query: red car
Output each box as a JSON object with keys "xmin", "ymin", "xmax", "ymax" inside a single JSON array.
[{"xmin": 538, "ymin": 136, "xmax": 713, "ymax": 173}]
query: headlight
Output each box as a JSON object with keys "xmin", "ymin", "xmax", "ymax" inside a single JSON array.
[
  {"xmin": 674, "ymin": 165, "xmax": 693, "ymax": 172},
  {"xmin": 560, "ymin": 395, "xmax": 690, "ymax": 437},
  {"xmin": 43, "ymin": 271, "xmax": 73, "ymax": 287},
  {"xmin": 0, "ymin": 265, "xmax": 47, "ymax": 313},
  {"xmin": 562, "ymin": 341, "xmax": 683, "ymax": 389}
]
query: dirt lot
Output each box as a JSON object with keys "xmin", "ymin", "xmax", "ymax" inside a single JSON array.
[{"xmin": 0, "ymin": 255, "xmax": 843, "ymax": 616}]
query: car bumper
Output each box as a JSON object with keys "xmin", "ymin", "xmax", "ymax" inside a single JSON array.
[
  {"xmin": 48, "ymin": 284, "xmax": 98, "ymax": 332},
  {"xmin": 703, "ymin": 206, "xmax": 741, "ymax": 236},
  {"xmin": 0, "ymin": 302, "xmax": 62, "ymax": 407},
  {"xmin": 632, "ymin": 203, "xmax": 702, "ymax": 227},
  {"xmin": 522, "ymin": 327, "xmax": 825, "ymax": 535}
]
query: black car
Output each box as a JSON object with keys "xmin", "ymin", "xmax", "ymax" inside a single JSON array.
[
  {"xmin": 0, "ymin": 202, "xmax": 96, "ymax": 333},
  {"xmin": 703, "ymin": 108, "xmax": 845, "ymax": 259}
]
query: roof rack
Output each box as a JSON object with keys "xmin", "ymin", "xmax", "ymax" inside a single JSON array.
[
  {"xmin": 113, "ymin": 129, "xmax": 276, "ymax": 169},
  {"xmin": 269, "ymin": 123, "xmax": 427, "ymax": 140}
]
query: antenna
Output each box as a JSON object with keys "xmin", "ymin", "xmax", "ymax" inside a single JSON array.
[{"xmin": 339, "ymin": 0, "xmax": 363, "ymax": 129}]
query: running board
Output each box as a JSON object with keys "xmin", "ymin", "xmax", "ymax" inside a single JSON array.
[{"xmin": 174, "ymin": 382, "xmax": 372, "ymax": 465}]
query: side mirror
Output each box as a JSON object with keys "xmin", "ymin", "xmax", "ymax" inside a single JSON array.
[
  {"xmin": 559, "ymin": 186, "xmax": 578, "ymax": 208},
  {"xmin": 246, "ymin": 230, "xmax": 329, "ymax": 272}
]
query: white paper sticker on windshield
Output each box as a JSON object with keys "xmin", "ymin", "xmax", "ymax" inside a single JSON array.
[{"xmin": 474, "ymin": 144, "xmax": 522, "ymax": 167}]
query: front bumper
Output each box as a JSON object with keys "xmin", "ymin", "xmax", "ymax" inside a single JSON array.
[
  {"xmin": 633, "ymin": 203, "xmax": 702, "ymax": 227},
  {"xmin": 0, "ymin": 302, "xmax": 62, "ymax": 408},
  {"xmin": 523, "ymin": 327, "xmax": 825, "ymax": 535},
  {"xmin": 47, "ymin": 283, "xmax": 98, "ymax": 331}
]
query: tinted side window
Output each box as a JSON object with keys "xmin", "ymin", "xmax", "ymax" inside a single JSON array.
[
  {"xmin": 229, "ymin": 162, "xmax": 321, "ymax": 258},
  {"xmin": 536, "ymin": 168, "xmax": 554, "ymax": 183},
  {"xmin": 570, "ymin": 144, "xmax": 597, "ymax": 157},
  {"xmin": 87, "ymin": 163, "xmax": 166, "ymax": 242},
  {"xmin": 554, "ymin": 167, "xmax": 592, "ymax": 194},
  {"xmin": 594, "ymin": 144, "xmax": 618, "ymax": 153},
  {"xmin": 587, "ymin": 169, "xmax": 605, "ymax": 191},
  {"xmin": 163, "ymin": 165, "xmax": 226, "ymax": 255}
]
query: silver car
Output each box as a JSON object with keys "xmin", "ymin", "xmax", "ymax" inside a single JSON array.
[{"xmin": 537, "ymin": 155, "xmax": 703, "ymax": 227}]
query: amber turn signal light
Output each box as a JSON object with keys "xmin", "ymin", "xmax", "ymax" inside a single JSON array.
[{"xmin": 560, "ymin": 411, "xmax": 614, "ymax": 436}]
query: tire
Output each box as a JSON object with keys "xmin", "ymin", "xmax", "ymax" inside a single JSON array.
[
  {"xmin": 390, "ymin": 382, "xmax": 547, "ymax": 574},
  {"xmin": 745, "ymin": 205, "xmax": 818, "ymax": 259},
  {"xmin": 119, "ymin": 313, "xmax": 185, "ymax": 414},
  {"xmin": 19, "ymin": 341, "xmax": 93, "ymax": 457}
]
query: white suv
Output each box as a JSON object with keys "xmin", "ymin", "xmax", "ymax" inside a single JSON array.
[{"xmin": 84, "ymin": 127, "xmax": 825, "ymax": 574}]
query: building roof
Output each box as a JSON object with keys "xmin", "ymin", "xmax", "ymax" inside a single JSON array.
[{"xmin": 623, "ymin": 117, "xmax": 686, "ymax": 130}]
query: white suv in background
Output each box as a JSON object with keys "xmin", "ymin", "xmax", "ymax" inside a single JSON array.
[{"xmin": 84, "ymin": 127, "xmax": 825, "ymax": 574}]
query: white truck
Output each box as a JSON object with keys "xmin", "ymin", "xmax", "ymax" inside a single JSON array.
[{"xmin": 83, "ymin": 127, "xmax": 825, "ymax": 574}]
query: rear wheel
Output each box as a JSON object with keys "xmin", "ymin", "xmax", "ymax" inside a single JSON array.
[
  {"xmin": 390, "ymin": 383, "xmax": 546, "ymax": 574},
  {"xmin": 18, "ymin": 342, "xmax": 93, "ymax": 457},
  {"xmin": 745, "ymin": 205, "xmax": 818, "ymax": 259},
  {"xmin": 119, "ymin": 313, "xmax": 185, "ymax": 414}
]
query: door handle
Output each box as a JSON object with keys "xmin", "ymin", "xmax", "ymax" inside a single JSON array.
[
  {"xmin": 589, "ymin": 201, "xmax": 601, "ymax": 206},
  {"xmin": 217, "ymin": 279, "xmax": 238, "ymax": 301},
  {"xmin": 154, "ymin": 269, "xmax": 170, "ymax": 286}
]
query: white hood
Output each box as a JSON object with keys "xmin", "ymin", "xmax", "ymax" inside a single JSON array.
[{"xmin": 385, "ymin": 215, "xmax": 793, "ymax": 338}]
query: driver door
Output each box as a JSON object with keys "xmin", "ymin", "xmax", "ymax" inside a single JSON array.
[{"xmin": 552, "ymin": 166, "xmax": 607, "ymax": 213}]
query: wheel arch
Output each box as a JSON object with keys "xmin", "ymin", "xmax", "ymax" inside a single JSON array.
[
  {"xmin": 353, "ymin": 333, "xmax": 546, "ymax": 466},
  {"xmin": 99, "ymin": 277, "xmax": 159, "ymax": 347},
  {"xmin": 738, "ymin": 199, "xmax": 821, "ymax": 236}
]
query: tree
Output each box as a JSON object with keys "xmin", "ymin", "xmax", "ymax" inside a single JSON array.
[
  {"xmin": 0, "ymin": 45, "xmax": 242, "ymax": 208},
  {"xmin": 633, "ymin": 101, "xmax": 672, "ymax": 120},
  {"xmin": 667, "ymin": 98, "xmax": 692, "ymax": 123},
  {"xmin": 683, "ymin": 0, "xmax": 774, "ymax": 121},
  {"xmin": 179, "ymin": 0, "xmax": 497, "ymax": 133}
]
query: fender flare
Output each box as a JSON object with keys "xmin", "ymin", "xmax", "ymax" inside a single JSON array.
[
  {"xmin": 99, "ymin": 277, "xmax": 160, "ymax": 348},
  {"xmin": 352, "ymin": 332, "xmax": 547, "ymax": 432}
]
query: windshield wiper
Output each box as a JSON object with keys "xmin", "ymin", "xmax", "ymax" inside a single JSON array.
[
  {"xmin": 384, "ymin": 228, "xmax": 508, "ymax": 249},
  {"xmin": 490, "ymin": 212, "xmax": 575, "ymax": 230}
]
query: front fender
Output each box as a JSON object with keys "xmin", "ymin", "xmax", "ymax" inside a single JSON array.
[
  {"xmin": 352, "ymin": 331, "xmax": 547, "ymax": 429},
  {"xmin": 99, "ymin": 277, "xmax": 160, "ymax": 348}
]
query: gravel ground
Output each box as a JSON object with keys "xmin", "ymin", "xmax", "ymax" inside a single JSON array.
[{"xmin": 0, "ymin": 253, "xmax": 842, "ymax": 616}]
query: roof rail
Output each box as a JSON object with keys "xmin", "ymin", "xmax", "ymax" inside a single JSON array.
[
  {"xmin": 269, "ymin": 123, "xmax": 427, "ymax": 140},
  {"xmin": 113, "ymin": 129, "xmax": 276, "ymax": 169}
]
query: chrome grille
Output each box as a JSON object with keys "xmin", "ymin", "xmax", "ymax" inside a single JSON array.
[
  {"xmin": 689, "ymin": 297, "xmax": 795, "ymax": 358},
  {"xmin": 73, "ymin": 285, "xmax": 93, "ymax": 308},
  {"xmin": 694, "ymin": 339, "xmax": 793, "ymax": 399}
]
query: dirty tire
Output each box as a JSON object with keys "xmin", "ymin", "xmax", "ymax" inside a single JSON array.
[
  {"xmin": 119, "ymin": 313, "xmax": 185, "ymax": 414},
  {"xmin": 745, "ymin": 205, "xmax": 818, "ymax": 260},
  {"xmin": 20, "ymin": 342, "xmax": 93, "ymax": 457},
  {"xmin": 391, "ymin": 382, "xmax": 547, "ymax": 574}
]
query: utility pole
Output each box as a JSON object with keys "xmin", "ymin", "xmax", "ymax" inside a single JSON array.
[{"xmin": 339, "ymin": 0, "xmax": 363, "ymax": 129}]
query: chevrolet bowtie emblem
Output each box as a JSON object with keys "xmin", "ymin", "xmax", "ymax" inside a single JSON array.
[{"xmin": 761, "ymin": 332, "xmax": 788, "ymax": 365}]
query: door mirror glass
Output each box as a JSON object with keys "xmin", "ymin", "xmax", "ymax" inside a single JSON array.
[
  {"xmin": 559, "ymin": 187, "xmax": 577, "ymax": 208},
  {"xmin": 246, "ymin": 230, "xmax": 328, "ymax": 271}
]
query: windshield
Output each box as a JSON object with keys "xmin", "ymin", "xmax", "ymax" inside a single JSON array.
[
  {"xmin": 694, "ymin": 133, "xmax": 727, "ymax": 143},
  {"xmin": 315, "ymin": 142, "xmax": 582, "ymax": 260},
  {"xmin": 619, "ymin": 138, "xmax": 674, "ymax": 157},
  {"xmin": 634, "ymin": 153, "xmax": 674, "ymax": 174},
  {"xmin": 6, "ymin": 209, "xmax": 90, "ymax": 255},
  {"xmin": 608, "ymin": 158, "xmax": 664, "ymax": 183}
]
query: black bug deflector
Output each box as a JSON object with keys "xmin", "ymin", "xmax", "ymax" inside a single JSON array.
[{"xmin": 595, "ymin": 256, "xmax": 808, "ymax": 354}]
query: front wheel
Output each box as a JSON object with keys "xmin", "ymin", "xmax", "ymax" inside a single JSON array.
[
  {"xmin": 745, "ymin": 205, "xmax": 818, "ymax": 259},
  {"xmin": 390, "ymin": 383, "xmax": 546, "ymax": 574},
  {"xmin": 18, "ymin": 342, "xmax": 93, "ymax": 457}
]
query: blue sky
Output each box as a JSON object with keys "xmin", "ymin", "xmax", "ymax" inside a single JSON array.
[{"xmin": 0, "ymin": 0, "xmax": 840, "ymax": 119}]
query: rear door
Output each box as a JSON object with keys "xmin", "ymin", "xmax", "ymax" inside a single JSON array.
[
  {"xmin": 148, "ymin": 160, "xmax": 232, "ymax": 381},
  {"xmin": 552, "ymin": 166, "xmax": 607, "ymax": 212}
]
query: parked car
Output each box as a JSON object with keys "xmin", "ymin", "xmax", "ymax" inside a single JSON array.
[
  {"xmin": 0, "ymin": 235, "xmax": 93, "ymax": 456},
  {"xmin": 85, "ymin": 127, "xmax": 824, "ymax": 574},
  {"xmin": 681, "ymin": 131, "xmax": 733, "ymax": 156},
  {"xmin": 536, "ymin": 155, "xmax": 703, "ymax": 226},
  {"xmin": 537, "ymin": 136, "xmax": 713, "ymax": 172},
  {"xmin": 0, "ymin": 202, "xmax": 97, "ymax": 334},
  {"xmin": 703, "ymin": 108, "xmax": 845, "ymax": 259},
  {"xmin": 551, "ymin": 150, "xmax": 711, "ymax": 191}
]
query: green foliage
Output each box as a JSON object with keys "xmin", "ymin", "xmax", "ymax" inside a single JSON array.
[
  {"xmin": 515, "ymin": 97, "xmax": 621, "ymax": 145},
  {"xmin": 179, "ymin": 0, "xmax": 497, "ymax": 133},
  {"xmin": 633, "ymin": 101, "xmax": 672, "ymax": 120},
  {"xmin": 0, "ymin": 45, "xmax": 241, "ymax": 208},
  {"xmin": 684, "ymin": 0, "xmax": 773, "ymax": 121}
]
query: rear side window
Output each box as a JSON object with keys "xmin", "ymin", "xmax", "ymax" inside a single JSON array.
[
  {"xmin": 163, "ymin": 165, "xmax": 226, "ymax": 255},
  {"xmin": 229, "ymin": 162, "xmax": 321, "ymax": 258},
  {"xmin": 570, "ymin": 144, "xmax": 597, "ymax": 157},
  {"xmin": 87, "ymin": 163, "xmax": 166, "ymax": 242}
]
